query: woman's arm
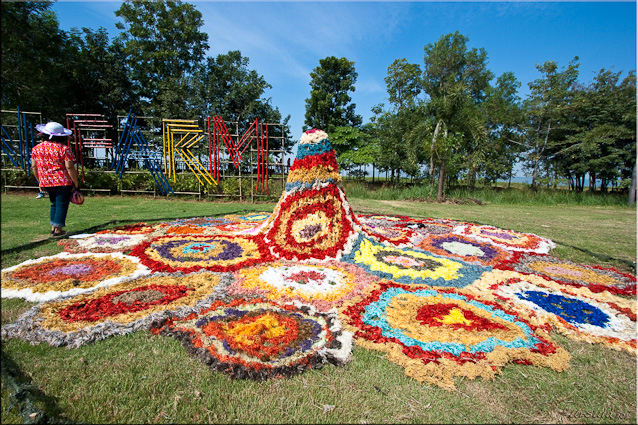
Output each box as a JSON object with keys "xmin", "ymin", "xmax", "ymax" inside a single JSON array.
[
  {"xmin": 65, "ymin": 160, "xmax": 80, "ymax": 188},
  {"xmin": 31, "ymin": 159, "xmax": 42, "ymax": 189}
]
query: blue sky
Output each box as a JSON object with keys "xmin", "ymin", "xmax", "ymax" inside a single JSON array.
[{"xmin": 52, "ymin": 1, "xmax": 637, "ymax": 143}]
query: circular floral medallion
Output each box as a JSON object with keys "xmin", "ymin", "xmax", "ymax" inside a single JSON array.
[
  {"xmin": 163, "ymin": 225, "xmax": 209, "ymax": 235},
  {"xmin": 168, "ymin": 217, "xmax": 230, "ymax": 227},
  {"xmin": 264, "ymin": 184, "xmax": 358, "ymax": 260},
  {"xmin": 1, "ymin": 271, "xmax": 231, "ymax": 348},
  {"xmin": 96, "ymin": 222, "xmax": 159, "ymax": 235},
  {"xmin": 1, "ymin": 252, "xmax": 150, "ymax": 302},
  {"xmin": 229, "ymin": 261, "xmax": 379, "ymax": 311},
  {"xmin": 341, "ymin": 236, "xmax": 488, "ymax": 288},
  {"xmin": 361, "ymin": 223, "xmax": 415, "ymax": 246},
  {"xmin": 453, "ymin": 224, "xmax": 555, "ymax": 254},
  {"xmin": 149, "ymin": 298, "xmax": 353, "ymax": 380},
  {"xmin": 130, "ymin": 234, "xmax": 272, "ymax": 273},
  {"xmin": 468, "ymin": 270, "xmax": 636, "ymax": 353},
  {"xmin": 235, "ymin": 213, "xmax": 271, "ymax": 222},
  {"xmin": 58, "ymin": 233, "xmax": 148, "ymax": 254},
  {"xmin": 503, "ymin": 253, "xmax": 636, "ymax": 296},
  {"xmin": 214, "ymin": 222, "xmax": 263, "ymax": 234},
  {"xmin": 339, "ymin": 281, "xmax": 570, "ymax": 389},
  {"xmin": 356, "ymin": 214, "xmax": 407, "ymax": 224},
  {"xmin": 417, "ymin": 233, "xmax": 511, "ymax": 267}
]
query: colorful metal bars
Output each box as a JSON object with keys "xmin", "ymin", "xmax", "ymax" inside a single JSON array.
[
  {"xmin": 114, "ymin": 110, "xmax": 173, "ymax": 195},
  {"xmin": 66, "ymin": 113, "xmax": 114, "ymax": 182},
  {"xmin": 0, "ymin": 108, "xmax": 40, "ymax": 173},
  {"xmin": 162, "ymin": 118, "xmax": 216, "ymax": 187},
  {"xmin": 208, "ymin": 116, "xmax": 269, "ymax": 194}
]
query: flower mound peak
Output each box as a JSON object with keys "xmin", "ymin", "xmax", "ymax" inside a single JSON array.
[{"xmin": 261, "ymin": 129, "xmax": 361, "ymax": 261}]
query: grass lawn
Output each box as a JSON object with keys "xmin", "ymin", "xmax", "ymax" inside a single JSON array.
[{"xmin": 1, "ymin": 193, "xmax": 636, "ymax": 424}]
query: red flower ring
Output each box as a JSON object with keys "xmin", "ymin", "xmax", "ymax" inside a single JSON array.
[
  {"xmin": 339, "ymin": 280, "xmax": 570, "ymax": 389},
  {"xmin": 58, "ymin": 283, "xmax": 194, "ymax": 323},
  {"xmin": 265, "ymin": 185, "xmax": 357, "ymax": 260},
  {"xmin": 96, "ymin": 222, "xmax": 158, "ymax": 235},
  {"xmin": 417, "ymin": 233, "xmax": 511, "ymax": 267}
]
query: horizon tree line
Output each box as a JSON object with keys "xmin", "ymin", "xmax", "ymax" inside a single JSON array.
[{"xmin": 2, "ymin": 1, "xmax": 635, "ymax": 201}]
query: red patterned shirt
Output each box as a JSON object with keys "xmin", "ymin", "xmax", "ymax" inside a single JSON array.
[{"xmin": 31, "ymin": 141, "xmax": 76, "ymax": 187}]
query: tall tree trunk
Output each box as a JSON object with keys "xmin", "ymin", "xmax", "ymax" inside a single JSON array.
[
  {"xmin": 437, "ymin": 158, "xmax": 445, "ymax": 202},
  {"xmin": 430, "ymin": 168, "xmax": 436, "ymax": 193},
  {"xmin": 430, "ymin": 121, "xmax": 441, "ymax": 177},
  {"xmin": 531, "ymin": 122, "xmax": 551, "ymax": 190},
  {"xmin": 629, "ymin": 161, "xmax": 637, "ymax": 206}
]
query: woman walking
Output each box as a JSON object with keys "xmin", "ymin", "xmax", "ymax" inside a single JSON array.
[{"xmin": 31, "ymin": 122, "xmax": 80, "ymax": 236}]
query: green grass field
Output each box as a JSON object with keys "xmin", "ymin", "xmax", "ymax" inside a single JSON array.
[{"xmin": 1, "ymin": 193, "xmax": 636, "ymax": 424}]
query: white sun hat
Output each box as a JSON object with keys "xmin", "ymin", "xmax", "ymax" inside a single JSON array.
[{"xmin": 35, "ymin": 122, "xmax": 72, "ymax": 139}]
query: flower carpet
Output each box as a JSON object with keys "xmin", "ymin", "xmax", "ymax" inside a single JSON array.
[{"xmin": 1, "ymin": 129, "xmax": 636, "ymax": 390}]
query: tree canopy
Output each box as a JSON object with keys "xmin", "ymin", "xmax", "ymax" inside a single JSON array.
[
  {"xmin": 304, "ymin": 56, "xmax": 362, "ymax": 134},
  {"xmin": 1, "ymin": 4, "xmax": 634, "ymax": 196}
]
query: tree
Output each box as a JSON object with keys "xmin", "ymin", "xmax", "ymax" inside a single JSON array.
[
  {"xmin": 65, "ymin": 27, "xmax": 134, "ymax": 121},
  {"xmin": 556, "ymin": 69, "xmax": 635, "ymax": 192},
  {"xmin": 304, "ymin": 56, "xmax": 362, "ymax": 133},
  {"xmin": 385, "ymin": 58, "xmax": 422, "ymax": 111},
  {"xmin": 366, "ymin": 59, "xmax": 425, "ymax": 187},
  {"xmin": 198, "ymin": 52, "xmax": 271, "ymax": 126},
  {"xmin": 330, "ymin": 125, "xmax": 372, "ymax": 176},
  {"xmin": 1, "ymin": 1, "xmax": 68, "ymax": 117},
  {"xmin": 196, "ymin": 50, "xmax": 293, "ymax": 154},
  {"xmin": 115, "ymin": 0, "xmax": 209, "ymax": 117},
  {"xmin": 480, "ymin": 71, "xmax": 525, "ymax": 186},
  {"xmin": 522, "ymin": 58, "xmax": 580, "ymax": 189},
  {"xmin": 422, "ymin": 32, "xmax": 493, "ymax": 200},
  {"xmin": 371, "ymin": 104, "xmax": 425, "ymax": 186}
]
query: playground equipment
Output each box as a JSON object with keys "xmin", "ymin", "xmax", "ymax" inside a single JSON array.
[{"xmin": 1, "ymin": 108, "xmax": 41, "ymax": 174}]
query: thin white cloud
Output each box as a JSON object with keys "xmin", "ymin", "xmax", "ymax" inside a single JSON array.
[
  {"xmin": 356, "ymin": 76, "xmax": 385, "ymax": 95},
  {"xmin": 197, "ymin": 2, "xmax": 414, "ymax": 83},
  {"xmin": 198, "ymin": 3, "xmax": 313, "ymax": 82}
]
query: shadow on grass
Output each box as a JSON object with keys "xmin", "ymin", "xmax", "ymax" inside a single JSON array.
[
  {"xmin": 1, "ymin": 350, "xmax": 70, "ymax": 424},
  {"xmin": 0, "ymin": 209, "xmax": 263, "ymax": 257}
]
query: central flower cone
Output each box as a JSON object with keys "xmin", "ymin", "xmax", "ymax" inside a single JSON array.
[{"xmin": 261, "ymin": 129, "xmax": 361, "ymax": 260}]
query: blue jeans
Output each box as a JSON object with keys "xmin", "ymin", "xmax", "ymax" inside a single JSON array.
[{"xmin": 45, "ymin": 186, "xmax": 73, "ymax": 228}]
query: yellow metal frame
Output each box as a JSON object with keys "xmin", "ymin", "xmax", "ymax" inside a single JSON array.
[{"xmin": 162, "ymin": 118, "xmax": 217, "ymax": 186}]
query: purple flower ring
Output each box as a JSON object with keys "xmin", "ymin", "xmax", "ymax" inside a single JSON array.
[
  {"xmin": 58, "ymin": 233, "xmax": 148, "ymax": 254},
  {"xmin": 1, "ymin": 252, "xmax": 150, "ymax": 302},
  {"xmin": 417, "ymin": 233, "xmax": 511, "ymax": 267},
  {"xmin": 503, "ymin": 253, "xmax": 636, "ymax": 296},
  {"xmin": 130, "ymin": 234, "xmax": 272, "ymax": 273}
]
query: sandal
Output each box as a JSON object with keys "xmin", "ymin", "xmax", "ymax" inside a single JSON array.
[{"xmin": 52, "ymin": 230, "xmax": 67, "ymax": 237}]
